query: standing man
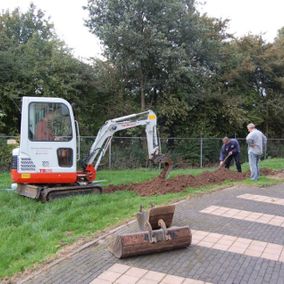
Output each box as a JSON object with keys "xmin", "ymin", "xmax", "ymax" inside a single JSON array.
[
  {"xmin": 246, "ymin": 123, "xmax": 267, "ymax": 181},
  {"xmin": 219, "ymin": 137, "xmax": 242, "ymax": 172}
]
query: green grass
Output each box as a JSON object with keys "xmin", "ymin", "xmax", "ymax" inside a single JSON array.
[
  {"xmin": 239, "ymin": 158, "xmax": 284, "ymax": 187},
  {"xmin": 97, "ymin": 166, "xmax": 214, "ymax": 185},
  {"xmin": 242, "ymin": 157, "xmax": 284, "ymax": 172},
  {"xmin": 0, "ymin": 158, "xmax": 283, "ymax": 279}
]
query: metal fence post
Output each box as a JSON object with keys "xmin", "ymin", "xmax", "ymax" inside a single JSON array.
[{"xmin": 200, "ymin": 136, "xmax": 203, "ymax": 168}]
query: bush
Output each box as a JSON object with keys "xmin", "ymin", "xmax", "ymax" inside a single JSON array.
[{"xmin": 0, "ymin": 139, "xmax": 17, "ymax": 171}]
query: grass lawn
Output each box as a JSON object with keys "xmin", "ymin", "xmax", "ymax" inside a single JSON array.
[{"xmin": 0, "ymin": 158, "xmax": 283, "ymax": 279}]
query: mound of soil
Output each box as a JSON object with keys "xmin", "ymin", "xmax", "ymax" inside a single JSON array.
[{"xmin": 104, "ymin": 168, "xmax": 277, "ymax": 196}]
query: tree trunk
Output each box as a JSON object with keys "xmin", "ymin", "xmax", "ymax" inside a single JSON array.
[{"xmin": 140, "ymin": 72, "xmax": 145, "ymax": 111}]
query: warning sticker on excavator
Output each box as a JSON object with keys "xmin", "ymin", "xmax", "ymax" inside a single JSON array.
[
  {"xmin": 21, "ymin": 173, "xmax": 31, "ymax": 179},
  {"xmin": 148, "ymin": 114, "xmax": 156, "ymax": 120}
]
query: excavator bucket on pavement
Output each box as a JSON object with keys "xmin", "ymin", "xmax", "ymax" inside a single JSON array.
[{"xmin": 109, "ymin": 205, "xmax": 192, "ymax": 258}]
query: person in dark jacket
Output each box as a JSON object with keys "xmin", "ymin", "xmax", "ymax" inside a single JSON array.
[{"xmin": 219, "ymin": 137, "xmax": 242, "ymax": 172}]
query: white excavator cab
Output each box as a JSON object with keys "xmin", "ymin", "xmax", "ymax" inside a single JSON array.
[{"xmin": 11, "ymin": 97, "xmax": 79, "ymax": 188}]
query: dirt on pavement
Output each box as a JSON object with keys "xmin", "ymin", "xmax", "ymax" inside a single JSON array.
[{"xmin": 104, "ymin": 168, "xmax": 277, "ymax": 196}]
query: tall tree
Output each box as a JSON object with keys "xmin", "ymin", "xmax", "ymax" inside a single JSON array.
[
  {"xmin": 85, "ymin": 0, "xmax": 226, "ymax": 109},
  {"xmin": 85, "ymin": 0, "xmax": 230, "ymax": 143},
  {"xmin": 0, "ymin": 5, "xmax": 96, "ymax": 135},
  {"xmin": 219, "ymin": 33, "xmax": 284, "ymax": 137}
]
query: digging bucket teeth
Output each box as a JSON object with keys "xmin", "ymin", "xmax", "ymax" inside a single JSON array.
[{"xmin": 109, "ymin": 205, "xmax": 192, "ymax": 258}]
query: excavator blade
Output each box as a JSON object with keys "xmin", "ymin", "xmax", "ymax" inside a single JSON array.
[
  {"xmin": 109, "ymin": 226, "xmax": 192, "ymax": 258},
  {"xmin": 16, "ymin": 184, "xmax": 41, "ymax": 199}
]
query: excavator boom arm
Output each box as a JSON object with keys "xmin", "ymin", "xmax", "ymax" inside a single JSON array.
[{"xmin": 86, "ymin": 110, "xmax": 160, "ymax": 170}]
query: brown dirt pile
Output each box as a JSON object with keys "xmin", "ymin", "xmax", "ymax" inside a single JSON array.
[{"xmin": 104, "ymin": 168, "xmax": 277, "ymax": 196}]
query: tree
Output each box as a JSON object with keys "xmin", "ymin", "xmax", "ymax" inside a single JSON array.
[
  {"xmin": 0, "ymin": 5, "xmax": 97, "ymax": 135},
  {"xmin": 219, "ymin": 33, "xmax": 284, "ymax": 137},
  {"xmin": 85, "ymin": 0, "xmax": 232, "ymax": 143},
  {"xmin": 85, "ymin": 0, "xmax": 226, "ymax": 109}
]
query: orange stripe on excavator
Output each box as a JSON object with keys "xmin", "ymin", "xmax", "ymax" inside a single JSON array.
[{"xmin": 10, "ymin": 169, "xmax": 78, "ymax": 184}]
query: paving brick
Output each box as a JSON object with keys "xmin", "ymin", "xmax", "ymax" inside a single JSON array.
[
  {"xmin": 89, "ymin": 278, "xmax": 112, "ymax": 284},
  {"xmin": 108, "ymin": 263, "xmax": 130, "ymax": 274},
  {"xmin": 182, "ymin": 279, "xmax": 208, "ymax": 284},
  {"xmin": 160, "ymin": 274, "xmax": 185, "ymax": 284},
  {"xmin": 143, "ymin": 270, "xmax": 165, "ymax": 281},
  {"xmin": 126, "ymin": 267, "xmax": 148, "ymax": 278},
  {"xmin": 136, "ymin": 279, "xmax": 159, "ymax": 284},
  {"xmin": 96, "ymin": 270, "xmax": 121, "ymax": 282}
]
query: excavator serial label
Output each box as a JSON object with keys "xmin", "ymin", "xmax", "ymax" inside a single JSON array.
[
  {"xmin": 21, "ymin": 173, "xmax": 31, "ymax": 179},
  {"xmin": 40, "ymin": 169, "xmax": 53, "ymax": 173},
  {"xmin": 148, "ymin": 114, "xmax": 156, "ymax": 120}
]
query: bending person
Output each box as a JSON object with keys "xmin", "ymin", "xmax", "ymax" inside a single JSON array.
[{"xmin": 219, "ymin": 137, "xmax": 242, "ymax": 172}]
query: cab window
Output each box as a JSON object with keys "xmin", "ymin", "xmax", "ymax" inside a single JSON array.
[
  {"xmin": 57, "ymin": 148, "xmax": 73, "ymax": 167},
  {"xmin": 29, "ymin": 102, "xmax": 72, "ymax": 142}
]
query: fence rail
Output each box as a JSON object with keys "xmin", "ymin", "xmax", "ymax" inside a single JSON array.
[{"xmin": 1, "ymin": 135, "xmax": 283, "ymax": 171}]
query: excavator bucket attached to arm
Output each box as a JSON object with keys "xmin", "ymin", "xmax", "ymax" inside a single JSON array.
[{"xmin": 152, "ymin": 154, "xmax": 173, "ymax": 179}]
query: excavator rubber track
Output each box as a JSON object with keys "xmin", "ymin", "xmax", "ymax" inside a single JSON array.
[
  {"xmin": 16, "ymin": 183, "xmax": 102, "ymax": 202},
  {"xmin": 41, "ymin": 185, "xmax": 102, "ymax": 202}
]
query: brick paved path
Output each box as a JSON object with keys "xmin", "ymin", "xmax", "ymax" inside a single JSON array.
[{"xmin": 20, "ymin": 183, "xmax": 284, "ymax": 284}]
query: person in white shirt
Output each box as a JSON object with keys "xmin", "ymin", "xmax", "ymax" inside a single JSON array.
[{"xmin": 246, "ymin": 123, "xmax": 267, "ymax": 180}]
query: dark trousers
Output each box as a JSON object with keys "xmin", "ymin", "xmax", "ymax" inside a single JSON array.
[{"xmin": 225, "ymin": 153, "xmax": 242, "ymax": 172}]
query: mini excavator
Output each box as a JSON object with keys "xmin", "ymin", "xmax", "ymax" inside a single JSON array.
[{"xmin": 11, "ymin": 97, "xmax": 172, "ymax": 201}]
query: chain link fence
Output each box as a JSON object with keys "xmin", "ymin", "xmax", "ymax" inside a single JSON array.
[
  {"xmin": 1, "ymin": 135, "xmax": 283, "ymax": 171},
  {"xmin": 89, "ymin": 136, "xmax": 284, "ymax": 169}
]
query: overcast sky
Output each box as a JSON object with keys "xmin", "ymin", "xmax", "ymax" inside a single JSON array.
[{"xmin": 1, "ymin": 0, "xmax": 283, "ymax": 61}]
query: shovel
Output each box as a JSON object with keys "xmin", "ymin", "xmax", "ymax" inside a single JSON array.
[{"xmin": 218, "ymin": 152, "xmax": 232, "ymax": 169}]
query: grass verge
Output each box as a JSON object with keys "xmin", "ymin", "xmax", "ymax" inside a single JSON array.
[{"xmin": 0, "ymin": 158, "xmax": 283, "ymax": 279}]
